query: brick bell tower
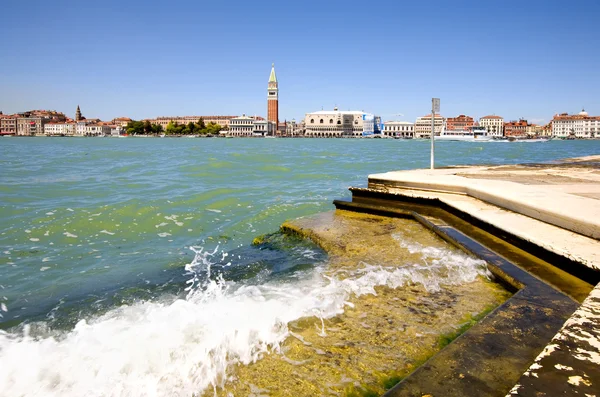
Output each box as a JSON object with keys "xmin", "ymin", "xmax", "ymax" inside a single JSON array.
[{"xmin": 267, "ymin": 63, "xmax": 279, "ymax": 128}]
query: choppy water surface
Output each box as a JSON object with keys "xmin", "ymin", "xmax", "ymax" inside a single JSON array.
[{"xmin": 0, "ymin": 137, "xmax": 598, "ymax": 396}]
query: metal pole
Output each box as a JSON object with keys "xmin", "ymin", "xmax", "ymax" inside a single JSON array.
[{"xmin": 431, "ymin": 99, "xmax": 435, "ymax": 169}]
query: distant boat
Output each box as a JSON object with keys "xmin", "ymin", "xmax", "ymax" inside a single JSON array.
[
  {"xmin": 514, "ymin": 137, "xmax": 549, "ymax": 143},
  {"xmin": 437, "ymin": 126, "xmax": 493, "ymax": 142}
]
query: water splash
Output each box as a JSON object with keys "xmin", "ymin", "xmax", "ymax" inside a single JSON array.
[{"xmin": 0, "ymin": 241, "xmax": 490, "ymax": 396}]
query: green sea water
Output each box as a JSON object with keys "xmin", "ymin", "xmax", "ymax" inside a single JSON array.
[
  {"xmin": 0, "ymin": 137, "xmax": 598, "ymax": 396},
  {"xmin": 1, "ymin": 137, "xmax": 599, "ymax": 326}
]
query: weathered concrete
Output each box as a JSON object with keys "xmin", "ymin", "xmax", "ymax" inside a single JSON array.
[
  {"xmin": 369, "ymin": 156, "xmax": 600, "ymax": 240},
  {"xmin": 381, "ymin": 215, "xmax": 579, "ymax": 397},
  {"xmin": 338, "ymin": 156, "xmax": 600, "ymax": 396}
]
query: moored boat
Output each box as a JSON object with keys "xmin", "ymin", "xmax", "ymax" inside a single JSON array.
[{"xmin": 437, "ymin": 126, "xmax": 493, "ymax": 142}]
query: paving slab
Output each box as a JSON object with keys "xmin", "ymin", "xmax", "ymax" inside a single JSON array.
[{"xmin": 369, "ymin": 156, "xmax": 600, "ymax": 240}]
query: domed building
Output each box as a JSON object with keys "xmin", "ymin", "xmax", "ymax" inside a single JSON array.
[{"xmin": 551, "ymin": 109, "xmax": 600, "ymax": 139}]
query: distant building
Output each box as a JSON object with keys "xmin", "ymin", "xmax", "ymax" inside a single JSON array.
[
  {"xmin": 304, "ymin": 107, "xmax": 380, "ymax": 137},
  {"xmin": 0, "ymin": 115, "xmax": 17, "ymax": 135},
  {"xmin": 75, "ymin": 105, "xmax": 83, "ymax": 122},
  {"xmin": 525, "ymin": 124, "xmax": 542, "ymax": 137},
  {"xmin": 504, "ymin": 119, "xmax": 528, "ymax": 138},
  {"xmin": 254, "ymin": 120, "xmax": 277, "ymax": 136},
  {"xmin": 227, "ymin": 114, "xmax": 270, "ymax": 137},
  {"xmin": 17, "ymin": 117, "xmax": 46, "ymax": 136},
  {"xmin": 479, "ymin": 115, "xmax": 504, "ymax": 137},
  {"xmin": 382, "ymin": 121, "xmax": 414, "ymax": 138},
  {"xmin": 552, "ymin": 109, "xmax": 600, "ymax": 139},
  {"xmin": 541, "ymin": 122, "xmax": 553, "ymax": 137},
  {"xmin": 446, "ymin": 115, "xmax": 474, "ymax": 131},
  {"xmin": 414, "ymin": 114, "xmax": 445, "ymax": 139},
  {"xmin": 111, "ymin": 117, "xmax": 132, "ymax": 127},
  {"xmin": 277, "ymin": 121, "xmax": 287, "ymax": 136},
  {"xmin": 285, "ymin": 119, "xmax": 304, "ymax": 136},
  {"xmin": 44, "ymin": 122, "xmax": 76, "ymax": 136},
  {"xmin": 267, "ymin": 63, "xmax": 279, "ymax": 128},
  {"xmin": 83, "ymin": 123, "xmax": 111, "ymax": 136}
]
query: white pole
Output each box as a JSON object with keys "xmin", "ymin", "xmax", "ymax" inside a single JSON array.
[{"xmin": 431, "ymin": 99, "xmax": 435, "ymax": 169}]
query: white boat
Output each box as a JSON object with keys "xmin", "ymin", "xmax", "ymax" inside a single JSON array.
[{"xmin": 436, "ymin": 126, "xmax": 493, "ymax": 142}]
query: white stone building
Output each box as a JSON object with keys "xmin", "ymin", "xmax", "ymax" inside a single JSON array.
[
  {"xmin": 252, "ymin": 120, "xmax": 276, "ymax": 136},
  {"xmin": 44, "ymin": 122, "xmax": 76, "ymax": 136},
  {"xmin": 304, "ymin": 108, "xmax": 380, "ymax": 137},
  {"xmin": 228, "ymin": 115, "xmax": 254, "ymax": 136},
  {"xmin": 414, "ymin": 114, "xmax": 445, "ymax": 139},
  {"xmin": 383, "ymin": 121, "xmax": 414, "ymax": 138},
  {"xmin": 285, "ymin": 119, "xmax": 304, "ymax": 136},
  {"xmin": 479, "ymin": 115, "xmax": 504, "ymax": 137},
  {"xmin": 552, "ymin": 109, "xmax": 600, "ymax": 139}
]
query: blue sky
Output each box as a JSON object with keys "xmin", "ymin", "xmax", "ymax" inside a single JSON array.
[{"xmin": 1, "ymin": 0, "xmax": 598, "ymax": 123}]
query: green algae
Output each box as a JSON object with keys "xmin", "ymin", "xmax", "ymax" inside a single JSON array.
[
  {"xmin": 207, "ymin": 210, "xmax": 512, "ymax": 396},
  {"xmin": 437, "ymin": 303, "xmax": 497, "ymax": 349}
]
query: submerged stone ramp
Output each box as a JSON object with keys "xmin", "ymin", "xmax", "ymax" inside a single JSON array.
[{"xmin": 341, "ymin": 155, "xmax": 600, "ymax": 396}]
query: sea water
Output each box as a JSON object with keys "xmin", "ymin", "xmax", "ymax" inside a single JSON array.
[{"xmin": 0, "ymin": 137, "xmax": 598, "ymax": 396}]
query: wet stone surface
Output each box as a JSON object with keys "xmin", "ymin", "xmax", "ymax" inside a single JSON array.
[{"xmin": 208, "ymin": 210, "xmax": 511, "ymax": 396}]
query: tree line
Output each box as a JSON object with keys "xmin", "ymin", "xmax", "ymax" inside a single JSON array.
[
  {"xmin": 125, "ymin": 118, "xmax": 223, "ymax": 136},
  {"xmin": 165, "ymin": 118, "xmax": 222, "ymax": 135}
]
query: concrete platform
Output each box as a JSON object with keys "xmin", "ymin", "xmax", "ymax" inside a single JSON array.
[{"xmin": 354, "ymin": 156, "xmax": 600, "ymax": 395}]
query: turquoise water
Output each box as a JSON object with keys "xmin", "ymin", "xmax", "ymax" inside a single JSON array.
[{"xmin": 0, "ymin": 137, "xmax": 599, "ymax": 395}]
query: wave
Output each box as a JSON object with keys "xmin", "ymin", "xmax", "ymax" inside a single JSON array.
[{"xmin": 0, "ymin": 240, "xmax": 489, "ymax": 396}]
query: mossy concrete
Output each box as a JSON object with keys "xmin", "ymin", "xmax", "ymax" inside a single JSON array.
[
  {"xmin": 208, "ymin": 211, "xmax": 510, "ymax": 396},
  {"xmin": 334, "ymin": 156, "xmax": 600, "ymax": 396}
]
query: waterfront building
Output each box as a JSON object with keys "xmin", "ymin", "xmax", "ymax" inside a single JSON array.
[
  {"xmin": 228, "ymin": 114, "xmax": 262, "ymax": 136},
  {"xmin": 44, "ymin": 122, "xmax": 76, "ymax": 136},
  {"xmin": 382, "ymin": 121, "xmax": 414, "ymax": 138},
  {"xmin": 552, "ymin": 109, "xmax": 600, "ymax": 139},
  {"xmin": 504, "ymin": 119, "xmax": 528, "ymax": 138},
  {"xmin": 414, "ymin": 114, "xmax": 445, "ymax": 139},
  {"xmin": 525, "ymin": 124, "xmax": 542, "ymax": 137},
  {"xmin": 479, "ymin": 115, "xmax": 504, "ymax": 137},
  {"xmin": 446, "ymin": 115, "xmax": 474, "ymax": 131},
  {"xmin": 285, "ymin": 119, "xmax": 304, "ymax": 136},
  {"xmin": 0, "ymin": 115, "xmax": 17, "ymax": 135},
  {"xmin": 16, "ymin": 117, "xmax": 46, "ymax": 136},
  {"xmin": 267, "ymin": 63, "xmax": 279, "ymax": 128},
  {"xmin": 253, "ymin": 120, "xmax": 277, "ymax": 136},
  {"xmin": 277, "ymin": 122, "xmax": 286, "ymax": 136},
  {"xmin": 304, "ymin": 107, "xmax": 381, "ymax": 137},
  {"xmin": 541, "ymin": 122, "xmax": 553, "ymax": 136},
  {"xmin": 83, "ymin": 123, "xmax": 111, "ymax": 136},
  {"xmin": 151, "ymin": 116, "xmax": 236, "ymax": 131}
]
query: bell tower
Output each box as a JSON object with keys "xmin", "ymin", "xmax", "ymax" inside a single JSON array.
[
  {"xmin": 267, "ymin": 63, "xmax": 279, "ymax": 128},
  {"xmin": 75, "ymin": 105, "xmax": 82, "ymax": 122}
]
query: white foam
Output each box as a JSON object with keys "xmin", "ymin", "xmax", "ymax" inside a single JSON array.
[
  {"xmin": 206, "ymin": 209, "xmax": 222, "ymax": 213},
  {"xmin": 99, "ymin": 230, "xmax": 115, "ymax": 235},
  {"xmin": 29, "ymin": 238, "xmax": 39, "ymax": 242},
  {"xmin": 0, "ymin": 243, "xmax": 489, "ymax": 397},
  {"xmin": 157, "ymin": 232, "xmax": 172, "ymax": 238},
  {"xmin": 165, "ymin": 215, "xmax": 184, "ymax": 227},
  {"xmin": 63, "ymin": 232, "xmax": 78, "ymax": 238},
  {"xmin": 40, "ymin": 267, "xmax": 51, "ymax": 272}
]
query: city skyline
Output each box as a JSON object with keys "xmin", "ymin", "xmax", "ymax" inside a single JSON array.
[{"xmin": 1, "ymin": 0, "xmax": 599, "ymax": 123}]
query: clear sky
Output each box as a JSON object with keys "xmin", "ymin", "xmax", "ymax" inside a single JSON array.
[{"xmin": 1, "ymin": 0, "xmax": 598, "ymax": 123}]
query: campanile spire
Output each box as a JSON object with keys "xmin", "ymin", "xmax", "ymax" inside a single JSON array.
[{"xmin": 267, "ymin": 63, "xmax": 279, "ymax": 128}]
